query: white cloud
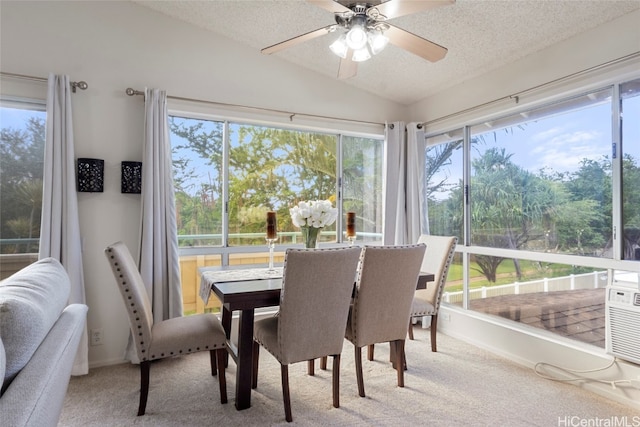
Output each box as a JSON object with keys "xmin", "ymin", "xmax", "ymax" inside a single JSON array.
[{"xmin": 530, "ymin": 130, "xmax": 604, "ymax": 172}]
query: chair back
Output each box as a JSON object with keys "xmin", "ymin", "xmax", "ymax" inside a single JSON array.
[
  {"xmin": 104, "ymin": 241, "xmax": 153, "ymax": 361},
  {"xmin": 416, "ymin": 235, "xmax": 458, "ymax": 310},
  {"xmin": 348, "ymin": 244, "xmax": 426, "ymax": 347},
  {"xmin": 277, "ymin": 247, "xmax": 362, "ymax": 364}
]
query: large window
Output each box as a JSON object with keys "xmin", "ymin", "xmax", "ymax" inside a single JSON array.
[
  {"xmin": 425, "ymin": 79, "xmax": 639, "ymax": 348},
  {"xmin": 170, "ymin": 114, "xmax": 383, "ymax": 314},
  {"xmin": 0, "ymin": 100, "xmax": 46, "ymax": 257},
  {"xmin": 170, "ymin": 115, "xmax": 383, "ymax": 249},
  {"xmin": 470, "ymin": 88, "xmax": 613, "ymax": 259}
]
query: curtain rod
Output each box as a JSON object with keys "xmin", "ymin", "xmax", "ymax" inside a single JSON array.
[
  {"xmin": 124, "ymin": 87, "xmax": 385, "ymax": 127},
  {"xmin": 422, "ymin": 51, "xmax": 640, "ymax": 127},
  {"xmin": 0, "ymin": 71, "xmax": 88, "ymax": 93}
]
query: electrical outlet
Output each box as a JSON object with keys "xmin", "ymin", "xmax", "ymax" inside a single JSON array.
[
  {"xmin": 90, "ymin": 328, "xmax": 103, "ymax": 346},
  {"xmin": 441, "ymin": 313, "xmax": 451, "ymax": 322}
]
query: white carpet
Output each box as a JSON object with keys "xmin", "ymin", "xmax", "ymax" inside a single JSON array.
[{"xmin": 60, "ymin": 327, "xmax": 638, "ymax": 426}]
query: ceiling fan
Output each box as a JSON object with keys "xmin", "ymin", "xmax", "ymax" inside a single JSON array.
[{"xmin": 261, "ymin": 0, "xmax": 454, "ymax": 79}]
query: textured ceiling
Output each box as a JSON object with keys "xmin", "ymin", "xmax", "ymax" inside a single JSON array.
[{"xmin": 132, "ymin": 0, "xmax": 640, "ymax": 105}]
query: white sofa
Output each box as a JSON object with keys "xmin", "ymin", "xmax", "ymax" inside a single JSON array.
[{"xmin": 0, "ymin": 257, "xmax": 88, "ymax": 427}]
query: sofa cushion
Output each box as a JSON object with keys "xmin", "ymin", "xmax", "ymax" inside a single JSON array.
[
  {"xmin": 0, "ymin": 258, "xmax": 70, "ymax": 387},
  {"xmin": 0, "ymin": 338, "xmax": 5, "ymax": 388}
]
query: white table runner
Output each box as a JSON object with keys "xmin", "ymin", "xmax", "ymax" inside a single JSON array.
[{"xmin": 199, "ymin": 267, "xmax": 284, "ymax": 305}]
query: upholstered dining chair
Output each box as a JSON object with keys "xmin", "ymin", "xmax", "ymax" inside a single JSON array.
[
  {"xmin": 252, "ymin": 247, "xmax": 362, "ymax": 423},
  {"xmin": 345, "ymin": 244, "xmax": 426, "ymax": 398},
  {"xmin": 408, "ymin": 235, "xmax": 457, "ymax": 351},
  {"xmin": 104, "ymin": 241, "xmax": 228, "ymax": 416}
]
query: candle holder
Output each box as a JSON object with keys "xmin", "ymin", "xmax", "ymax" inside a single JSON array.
[
  {"xmin": 266, "ymin": 237, "xmax": 278, "ymax": 272},
  {"xmin": 346, "ymin": 211, "xmax": 356, "ymax": 246}
]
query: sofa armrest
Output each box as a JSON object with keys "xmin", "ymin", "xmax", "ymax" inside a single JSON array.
[{"xmin": 0, "ymin": 304, "xmax": 88, "ymax": 427}]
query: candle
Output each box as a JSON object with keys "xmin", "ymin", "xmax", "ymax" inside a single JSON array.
[
  {"xmin": 346, "ymin": 212, "xmax": 356, "ymax": 237},
  {"xmin": 266, "ymin": 211, "xmax": 277, "ymax": 239}
]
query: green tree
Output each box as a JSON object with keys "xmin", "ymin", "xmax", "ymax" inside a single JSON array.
[
  {"xmin": 470, "ymin": 148, "xmax": 558, "ymax": 281},
  {"xmin": 425, "ymin": 139, "xmax": 464, "ymax": 237},
  {"xmin": 0, "ymin": 116, "xmax": 45, "ymax": 253},
  {"xmin": 228, "ymin": 126, "xmax": 336, "ymax": 241},
  {"xmin": 563, "ymin": 157, "xmax": 611, "ymax": 254}
]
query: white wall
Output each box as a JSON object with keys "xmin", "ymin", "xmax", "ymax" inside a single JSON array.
[{"xmin": 0, "ymin": 0, "xmax": 406, "ymax": 367}]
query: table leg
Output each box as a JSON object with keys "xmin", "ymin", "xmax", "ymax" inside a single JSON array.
[
  {"xmin": 235, "ymin": 308, "xmax": 255, "ymax": 410},
  {"xmin": 221, "ymin": 305, "xmax": 232, "ymax": 367}
]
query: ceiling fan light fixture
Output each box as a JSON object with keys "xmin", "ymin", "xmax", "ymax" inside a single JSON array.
[
  {"xmin": 352, "ymin": 47, "xmax": 371, "ymax": 62},
  {"xmin": 345, "ymin": 24, "xmax": 368, "ymax": 50},
  {"xmin": 329, "ymin": 35, "xmax": 348, "ymax": 59},
  {"xmin": 368, "ymin": 30, "xmax": 389, "ymax": 55}
]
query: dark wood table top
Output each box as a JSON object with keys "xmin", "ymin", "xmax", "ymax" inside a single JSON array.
[
  {"xmin": 210, "ymin": 271, "xmax": 435, "ymax": 307},
  {"xmin": 211, "ymin": 278, "xmax": 282, "ymax": 310}
]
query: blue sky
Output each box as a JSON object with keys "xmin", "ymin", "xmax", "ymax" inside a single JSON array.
[{"xmin": 429, "ymin": 94, "xmax": 640, "ymax": 198}]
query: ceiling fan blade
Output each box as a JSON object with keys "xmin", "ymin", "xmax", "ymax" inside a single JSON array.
[
  {"xmin": 385, "ymin": 24, "xmax": 448, "ymax": 62},
  {"xmin": 262, "ymin": 25, "xmax": 336, "ymax": 55},
  {"xmin": 372, "ymin": 0, "xmax": 455, "ymax": 20},
  {"xmin": 307, "ymin": 0, "xmax": 351, "ymax": 14},
  {"xmin": 337, "ymin": 53, "xmax": 358, "ymax": 79}
]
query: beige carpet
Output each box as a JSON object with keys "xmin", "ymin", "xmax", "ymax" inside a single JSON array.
[{"xmin": 60, "ymin": 327, "xmax": 638, "ymax": 426}]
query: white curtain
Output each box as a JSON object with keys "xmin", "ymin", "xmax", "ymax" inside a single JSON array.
[
  {"xmin": 39, "ymin": 73, "xmax": 88, "ymax": 375},
  {"xmin": 407, "ymin": 122, "xmax": 426, "ymax": 240},
  {"xmin": 139, "ymin": 88, "xmax": 182, "ymax": 323},
  {"xmin": 383, "ymin": 122, "xmax": 425, "ymax": 245}
]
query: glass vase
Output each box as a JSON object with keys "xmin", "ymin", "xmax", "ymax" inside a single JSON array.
[{"xmin": 301, "ymin": 226, "xmax": 321, "ymax": 249}]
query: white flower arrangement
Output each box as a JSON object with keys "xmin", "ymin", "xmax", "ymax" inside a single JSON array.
[{"xmin": 289, "ymin": 199, "xmax": 338, "ymax": 229}]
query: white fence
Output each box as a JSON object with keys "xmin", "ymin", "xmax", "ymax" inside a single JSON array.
[{"xmin": 443, "ymin": 271, "xmax": 608, "ymax": 304}]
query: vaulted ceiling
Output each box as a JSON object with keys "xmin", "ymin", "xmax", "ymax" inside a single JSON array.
[{"xmin": 133, "ymin": 0, "xmax": 640, "ymax": 105}]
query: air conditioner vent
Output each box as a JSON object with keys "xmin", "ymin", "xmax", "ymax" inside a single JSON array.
[
  {"xmin": 635, "ymin": 293, "xmax": 640, "ymax": 306},
  {"xmin": 607, "ymin": 305, "xmax": 640, "ymax": 364}
]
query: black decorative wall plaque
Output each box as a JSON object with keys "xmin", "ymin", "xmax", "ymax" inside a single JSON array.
[
  {"xmin": 76, "ymin": 158, "xmax": 104, "ymax": 192},
  {"xmin": 121, "ymin": 161, "xmax": 142, "ymax": 194}
]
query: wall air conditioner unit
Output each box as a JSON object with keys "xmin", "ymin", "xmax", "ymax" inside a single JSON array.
[{"xmin": 606, "ymin": 282, "xmax": 640, "ymax": 365}]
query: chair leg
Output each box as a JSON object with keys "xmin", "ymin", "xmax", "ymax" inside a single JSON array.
[
  {"xmin": 395, "ymin": 340, "xmax": 406, "ymax": 388},
  {"xmin": 210, "ymin": 350, "xmax": 217, "ymax": 376},
  {"xmin": 252, "ymin": 341, "xmax": 260, "ymax": 389},
  {"xmin": 408, "ymin": 320, "xmax": 414, "ymax": 340},
  {"xmin": 332, "ymin": 354, "xmax": 340, "ymax": 408},
  {"xmin": 430, "ymin": 314, "xmax": 438, "ymax": 352},
  {"xmin": 138, "ymin": 361, "xmax": 150, "ymax": 416},
  {"xmin": 403, "ymin": 348, "xmax": 407, "ymax": 371},
  {"xmin": 320, "ymin": 356, "xmax": 328, "ymax": 370},
  {"xmin": 281, "ymin": 364, "xmax": 293, "ymax": 422},
  {"xmin": 354, "ymin": 346, "xmax": 365, "ymax": 397},
  {"xmin": 308, "ymin": 359, "xmax": 315, "ymax": 376},
  {"xmin": 367, "ymin": 344, "xmax": 374, "ymax": 361},
  {"xmin": 215, "ymin": 349, "xmax": 228, "ymax": 404}
]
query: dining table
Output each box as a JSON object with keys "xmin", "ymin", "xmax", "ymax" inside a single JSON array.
[{"xmin": 200, "ymin": 265, "xmax": 434, "ymax": 411}]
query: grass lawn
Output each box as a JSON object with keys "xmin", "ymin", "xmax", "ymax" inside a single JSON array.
[{"xmin": 445, "ymin": 258, "xmax": 600, "ymax": 292}]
